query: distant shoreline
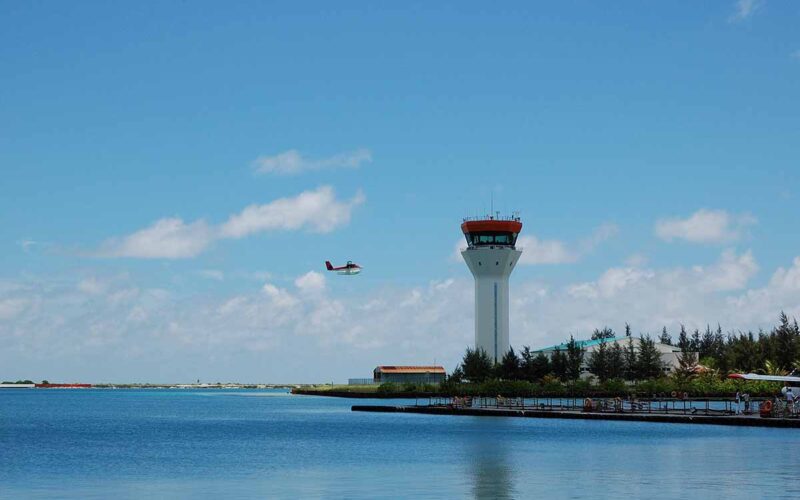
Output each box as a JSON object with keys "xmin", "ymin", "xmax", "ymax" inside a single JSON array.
[{"xmin": 0, "ymin": 383, "xmax": 303, "ymax": 390}]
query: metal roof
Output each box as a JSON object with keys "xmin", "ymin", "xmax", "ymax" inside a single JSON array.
[
  {"xmin": 374, "ymin": 366, "xmax": 446, "ymax": 374},
  {"xmin": 533, "ymin": 337, "xmax": 624, "ymax": 352}
]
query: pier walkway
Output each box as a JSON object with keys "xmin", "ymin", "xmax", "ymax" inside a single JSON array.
[{"xmin": 352, "ymin": 396, "xmax": 800, "ymax": 428}]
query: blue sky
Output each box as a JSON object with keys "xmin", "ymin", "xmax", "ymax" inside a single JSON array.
[{"xmin": 1, "ymin": 1, "xmax": 799, "ymax": 382}]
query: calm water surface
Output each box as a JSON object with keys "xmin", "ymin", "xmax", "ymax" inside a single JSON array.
[{"xmin": 2, "ymin": 389, "xmax": 799, "ymax": 499}]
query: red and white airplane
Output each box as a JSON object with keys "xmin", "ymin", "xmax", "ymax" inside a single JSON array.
[{"xmin": 325, "ymin": 260, "xmax": 362, "ymax": 275}]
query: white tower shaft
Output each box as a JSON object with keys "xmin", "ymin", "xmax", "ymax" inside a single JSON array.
[{"xmin": 461, "ymin": 246, "xmax": 521, "ymax": 364}]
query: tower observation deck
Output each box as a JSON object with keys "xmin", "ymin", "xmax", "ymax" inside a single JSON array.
[{"xmin": 460, "ymin": 215, "xmax": 522, "ymax": 364}]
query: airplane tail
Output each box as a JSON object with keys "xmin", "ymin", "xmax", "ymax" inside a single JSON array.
[{"xmin": 325, "ymin": 261, "xmax": 333, "ymax": 271}]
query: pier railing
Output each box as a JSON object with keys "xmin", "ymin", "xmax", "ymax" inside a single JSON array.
[{"xmin": 415, "ymin": 396, "xmax": 797, "ymax": 418}]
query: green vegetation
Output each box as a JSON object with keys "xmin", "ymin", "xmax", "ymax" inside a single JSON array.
[
  {"xmin": 435, "ymin": 312, "xmax": 800, "ymax": 398},
  {"xmin": 1, "ymin": 380, "xmax": 34, "ymax": 384},
  {"xmin": 298, "ymin": 313, "xmax": 798, "ymax": 399},
  {"xmin": 438, "ymin": 375, "xmax": 782, "ymax": 398}
]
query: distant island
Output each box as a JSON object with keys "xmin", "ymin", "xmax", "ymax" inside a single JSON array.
[{"xmin": 0, "ymin": 381, "xmax": 308, "ymax": 390}]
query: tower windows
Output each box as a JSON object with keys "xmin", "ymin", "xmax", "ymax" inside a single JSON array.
[{"xmin": 464, "ymin": 231, "xmax": 518, "ymax": 247}]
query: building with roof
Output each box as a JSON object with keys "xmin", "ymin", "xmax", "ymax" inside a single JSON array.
[
  {"xmin": 533, "ymin": 337, "xmax": 685, "ymax": 378},
  {"xmin": 373, "ymin": 366, "xmax": 446, "ymax": 385}
]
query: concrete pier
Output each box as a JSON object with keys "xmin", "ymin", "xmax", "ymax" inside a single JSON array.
[{"xmin": 352, "ymin": 404, "xmax": 800, "ymax": 428}]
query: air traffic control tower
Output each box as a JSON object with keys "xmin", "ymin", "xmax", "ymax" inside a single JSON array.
[{"xmin": 461, "ymin": 215, "xmax": 522, "ymax": 364}]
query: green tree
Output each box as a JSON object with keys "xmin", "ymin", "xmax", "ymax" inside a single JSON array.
[
  {"xmin": 775, "ymin": 311, "xmax": 799, "ymax": 371},
  {"xmin": 587, "ymin": 340, "xmax": 610, "ymax": 382},
  {"xmin": 713, "ymin": 324, "xmax": 729, "ymax": 372},
  {"xmin": 726, "ymin": 332, "xmax": 760, "ymax": 372},
  {"xmin": 699, "ymin": 325, "xmax": 715, "ymax": 358},
  {"xmin": 461, "ymin": 347, "xmax": 493, "ymax": 382},
  {"xmin": 591, "ymin": 327, "xmax": 615, "ymax": 341},
  {"xmin": 676, "ymin": 324, "xmax": 698, "ymax": 371},
  {"xmin": 608, "ymin": 342, "xmax": 625, "ymax": 380},
  {"xmin": 623, "ymin": 337, "xmax": 638, "ymax": 381},
  {"xmin": 531, "ymin": 352, "xmax": 551, "ymax": 380},
  {"xmin": 673, "ymin": 325, "xmax": 698, "ymax": 381},
  {"xmin": 520, "ymin": 346, "xmax": 550, "ymax": 382},
  {"xmin": 551, "ymin": 348, "xmax": 568, "ymax": 380},
  {"xmin": 636, "ymin": 335, "xmax": 664, "ymax": 379},
  {"xmin": 565, "ymin": 336, "xmax": 585, "ymax": 381},
  {"xmin": 448, "ymin": 366, "xmax": 465, "ymax": 384},
  {"xmin": 519, "ymin": 346, "xmax": 535, "ymax": 382},
  {"xmin": 659, "ymin": 326, "xmax": 671, "ymax": 346},
  {"xmin": 691, "ymin": 328, "xmax": 701, "ymax": 351},
  {"xmin": 497, "ymin": 347, "xmax": 520, "ymax": 380},
  {"xmin": 762, "ymin": 359, "xmax": 787, "ymax": 376}
]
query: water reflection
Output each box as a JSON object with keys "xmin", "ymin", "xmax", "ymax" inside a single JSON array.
[{"xmin": 467, "ymin": 420, "xmax": 515, "ymax": 500}]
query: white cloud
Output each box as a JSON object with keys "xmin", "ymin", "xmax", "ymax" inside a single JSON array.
[
  {"xmin": 625, "ymin": 253, "xmax": 648, "ymax": 267},
  {"xmin": 219, "ymin": 186, "xmax": 365, "ymax": 238},
  {"xmin": 97, "ymin": 218, "xmax": 214, "ymax": 259},
  {"xmin": 0, "ymin": 298, "xmax": 29, "ymax": 320},
  {"xmin": 77, "ymin": 277, "xmax": 106, "ymax": 295},
  {"xmin": 294, "ymin": 271, "xmax": 326, "ymax": 296},
  {"xmin": 692, "ymin": 249, "xmax": 758, "ymax": 292},
  {"xmin": 248, "ymin": 271, "xmax": 273, "ymax": 281},
  {"xmin": 579, "ymin": 223, "xmax": 620, "ymax": 253},
  {"xmin": 567, "ymin": 250, "xmax": 757, "ymax": 300},
  {"xmin": 517, "ymin": 235, "xmax": 577, "ymax": 264},
  {"xmin": 550, "ymin": 250, "xmax": 767, "ymax": 340},
  {"xmin": 261, "ymin": 283, "xmax": 301, "ymax": 310},
  {"xmin": 767, "ymin": 257, "xmax": 800, "ymax": 291},
  {"xmin": 5, "ymin": 250, "xmax": 800, "ymax": 381},
  {"xmin": 17, "ymin": 239, "xmax": 39, "ymax": 253},
  {"xmin": 517, "ymin": 222, "xmax": 619, "ymax": 265},
  {"xmin": 503, "ymin": 223, "xmax": 618, "ymax": 265},
  {"xmin": 0, "ymin": 270, "xmax": 473, "ymax": 380},
  {"xmin": 95, "ymin": 186, "xmax": 364, "ymax": 259},
  {"xmin": 655, "ymin": 209, "xmax": 756, "ymax": 244},
  {"xmin": 253, "ymin": 148, "xmax": 372, "ymax": 175},
  {"xmin": 728, "ymin": 0, "xmax": 763, "ymax": 23}
]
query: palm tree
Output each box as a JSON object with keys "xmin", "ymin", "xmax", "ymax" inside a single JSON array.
[{"xmin": 760, "ymin": 359, "xmax": 788, "ymax": 376}]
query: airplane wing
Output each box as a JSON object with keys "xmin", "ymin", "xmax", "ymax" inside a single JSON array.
[{"xmin": 728, "ymin": 373, "xmax": 800, "ymax": 383}]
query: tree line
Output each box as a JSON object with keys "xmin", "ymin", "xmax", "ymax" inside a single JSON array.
[{"xmin": 448, "ymin": 312, "xmax": 800, "ymax": 384}]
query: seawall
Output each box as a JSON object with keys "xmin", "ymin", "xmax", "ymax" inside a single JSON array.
[{"xmin": 351, "ymin": 405, "xmax": 800, "ymax": 428}]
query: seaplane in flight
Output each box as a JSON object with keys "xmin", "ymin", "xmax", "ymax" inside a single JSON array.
[{"xmin": 325, "ymin": 260, "xmax": 362, "ymax": 275}]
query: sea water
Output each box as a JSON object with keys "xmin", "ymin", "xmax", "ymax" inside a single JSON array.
[{"xmin": 2, "ymin": 389, "xmax": 799, "ymax": 499}]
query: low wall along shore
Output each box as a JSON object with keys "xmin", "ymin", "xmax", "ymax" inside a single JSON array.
[{"xmin": 352, "ymin": 403, "xmax": 800, "ymax": 428}]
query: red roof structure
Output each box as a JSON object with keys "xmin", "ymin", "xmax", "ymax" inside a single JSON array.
[
  {"xmin": 460, "ymin": 219, "xmax": 522, "ymax": 235},
  {"xmin": 374, "ymin": 366, "xmax": 445, "ymax": 374}
]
